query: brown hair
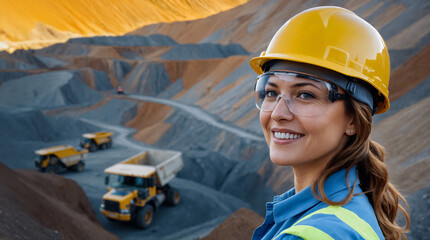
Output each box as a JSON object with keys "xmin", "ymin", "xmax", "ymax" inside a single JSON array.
[{"xmin": 311, "ymin": 98, "xmax": 410, "ymax": 239}]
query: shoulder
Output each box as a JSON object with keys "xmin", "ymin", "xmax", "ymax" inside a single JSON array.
[{"xmin": 275, "ymin": 205, "xmax": 381, "ymax": 240}]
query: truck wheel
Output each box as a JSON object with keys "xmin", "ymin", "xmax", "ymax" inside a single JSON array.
[
  {"xmin": 73, "ymin": 161, "xmax": 85, "ymax": 172},
  {"xmin": 136, "ymin": 205, "xmax": 154, "ymax": 229},
  {"xmin": 166, "ymin": 187, "xmax": 180, "ymax": 206},
  {"xmin": 107, "ymin": 141, "xmax": 112, "ymax": 148},
  {"xmin": 46, "ymin": 164, "xmax": 61, "ymax": 174},
  {"xmin": 45, "ymin": 166, "xmax": 54, "ymax": 173},
  {"xmin": 89, "ymin": 142, "xmax": 97, "ymax": 152}
]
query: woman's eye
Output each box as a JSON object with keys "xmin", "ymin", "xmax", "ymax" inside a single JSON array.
[
  {"xmin": 266, "ymin": 90, "xmax": 277, "ymax": 97},
  {"xmin": 298, "ymin": 92, "xmax": 315, "ymax": 99}
]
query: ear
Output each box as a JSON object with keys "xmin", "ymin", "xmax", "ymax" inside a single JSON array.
[{"xmin": 345, "ymin": 116, "xmax": 356, "ymax": 136}]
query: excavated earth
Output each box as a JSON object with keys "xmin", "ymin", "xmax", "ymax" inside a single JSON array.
[
  {"xmin": 0, "ymin": 0, "xmax": 429, "ymax": 239},
  {"xmin": 0, "ymin": 162, "xmax": 119, "ymax": 240}
]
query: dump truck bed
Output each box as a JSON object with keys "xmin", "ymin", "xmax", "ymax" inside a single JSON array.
[
  {"xmin": 35, "ymin": 145, "xmax": 74, "ymax": 155},
  {"xmin": 104, "ymin": 164, "xmax": 156, "ymax": 178},
  {"xmin": 35, "ymin": 145, "xmax": 87, "ymax": 156},
  {"xmin": 82, "ymin": 131, "xmax": 113, "ymax": 139},
  {"xmin": 104, "ymin": 149, "xmax": 183, "ymax": 187}
]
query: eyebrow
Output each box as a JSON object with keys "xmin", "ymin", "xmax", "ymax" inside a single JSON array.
[{"xmin": 267, "ymin": 81, "xmax": 278, "ymax": 88}]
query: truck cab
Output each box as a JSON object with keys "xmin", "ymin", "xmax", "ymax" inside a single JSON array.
[
  {"xmin": 117, "ymin": 86, "xmax": 124, "ymax": 95},
  {"xmin": 80, "ymin": 131, "xmax": 113, "ymax": 152},
  {"xmin": 102, "ymin": 168, "xmax": 159, "ymax": 224}
]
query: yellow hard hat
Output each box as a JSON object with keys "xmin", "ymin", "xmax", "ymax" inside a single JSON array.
[{"xmin": 249, "ymin": 6, "xmax": 390, "ymax": 114}]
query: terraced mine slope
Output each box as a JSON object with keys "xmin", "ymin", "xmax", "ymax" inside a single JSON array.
[{"xmin": 0, "ymin": 0, "xmax": 428, "ymax": 239}]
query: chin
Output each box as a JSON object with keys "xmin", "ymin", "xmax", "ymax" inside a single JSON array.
[
  {"xmin": 271, "ymin": 159, "xmax": 289, "ymax": 166},
  {"xmin": 270, "ymin": 147, "xmax": 301, "ymax": 166},
  {"xmin": 269, "ymin": 150, "xmax": 296, "ymax": 166}
]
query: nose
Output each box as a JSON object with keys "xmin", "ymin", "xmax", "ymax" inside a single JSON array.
[{"xmin": 271, "ymin": 95, "xmax": 294, "ymax": 121}]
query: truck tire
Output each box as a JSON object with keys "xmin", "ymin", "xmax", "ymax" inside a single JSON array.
[
  {"xmin": 45, "ymin": 156, "xmax": 62, "ymax": 174},
  {"xmin": 45, "ymin": 166, "xmax": 55, "ymax": 174},
  {"xmin": 46, "ymin": 164, "xmax": 61, "ymax": 174},
  {"xmin": 73, "ymin": 161, "xmax": 85, "ymax": 172},
  {"xmin": 107, "ymin": 140, "xmax": 112, "ymax": 148},
  {"xmin": 89, "ymin": 142, "xmax": 97, "ymax": 152},
  {"xmin": 136, "ymin": 205, "xmax": 154, "ymax": 229},
  {"xmin": 166, "ymin": 187, "xmax": 180, "ymax": 206}
]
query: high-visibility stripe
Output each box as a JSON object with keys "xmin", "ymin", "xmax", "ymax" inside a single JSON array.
[
  {"xmin": 274, "ymin": 205, "xmax": 380, "ymax": 240},
  {"xmin": 275, "ymin": 225, "xmax": 334, "ymax": 240}
]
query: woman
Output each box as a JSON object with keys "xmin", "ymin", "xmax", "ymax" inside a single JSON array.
[{"xmin": 249, "ymin": 6, "xmax": 410, "ymax": 240}]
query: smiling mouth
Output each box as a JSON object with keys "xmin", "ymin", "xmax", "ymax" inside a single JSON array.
[{"xmin": 273, "ymin": 131, "xmax": 303, "ymax": 140}]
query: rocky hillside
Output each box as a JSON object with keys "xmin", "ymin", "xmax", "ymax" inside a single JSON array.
[
  {"xmin": 0, "ymin": 0, "xmax": 428, "ymax": 239},
  {"xmin": 0, "ymin": 162, "xmax": 119, "ymax": 240},
  {"xmin": 0, "ymin": 0, "xmax": 248, "ymax": 52}
]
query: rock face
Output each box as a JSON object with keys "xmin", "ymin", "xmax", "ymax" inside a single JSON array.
[
  {"xmin": 0, "ymin": 0, "xmax": 428, "ymax": 239},
  {"xmin": 0, "ymin": 162, "xmax": 119, "ymax": 240},
  {"xmin": 67, "ymin": 35, "xmax": 178, "ymax": 47},
  {"xmin": 0, "ymin": 106, "xmax": 99, "ymax": 142},
  {"xmin": 0, "ymin": 0, "xmax": 249, "ymax": 52},
  {"xmin": 0, "ymin": 71, "xmax": 103, "ymax": 109}
]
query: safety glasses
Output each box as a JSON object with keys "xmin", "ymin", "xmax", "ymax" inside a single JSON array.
[{"xmin": 254, "ymin": 71, "xmax": 347, "ymax": 117}]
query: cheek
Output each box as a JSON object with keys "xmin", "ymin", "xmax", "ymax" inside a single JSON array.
[
  {"xmin": 306, "ymin": 107, "xmax": 349, "ymax": 144},
  {"xmin": 259, "ymin": 111, "xmax": 271, "ymax": 140},
  {"xmin": 259, "ymin": 110, "xmax": 268, "ymax": 128}
]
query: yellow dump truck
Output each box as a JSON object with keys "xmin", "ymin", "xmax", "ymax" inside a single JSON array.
[
  {"xmin": 35, "ymin": 145, "xmax": 88, "ymax": 173},
  {"xmin": 80, "ymin": 131, "xmax": 113, "ymax": 152},
  {"xmin": 100, "ymin": 149, "xmax": 183, "ymax": 229}
]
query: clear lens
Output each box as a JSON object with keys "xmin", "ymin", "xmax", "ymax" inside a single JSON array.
[{"xmin": 254, "ymin": 72, "xmax": 334, "ymax": 117}]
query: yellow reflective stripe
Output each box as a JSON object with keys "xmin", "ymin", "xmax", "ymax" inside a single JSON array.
[
  {"xmin": 290, "ymin": 206, "xmax": 379, "ymax": 240},
  {"xmin": 275, "ymin": 225, "xmax": 334, "ymax": 240}
]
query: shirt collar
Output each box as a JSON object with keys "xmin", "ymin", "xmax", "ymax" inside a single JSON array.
[{"xmin": 273, "ymin": 166, "xmax": 361, "ymax": 223}]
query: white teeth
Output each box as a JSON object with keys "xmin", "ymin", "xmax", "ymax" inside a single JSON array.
[{"xmin": 274, "ymin": 132, "xmax": 302, "ymax": 140}]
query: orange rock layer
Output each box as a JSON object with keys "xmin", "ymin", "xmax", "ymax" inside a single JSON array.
[{"xmin": 0, "ymin": 0, "xmax": 249, "ymax": 52}]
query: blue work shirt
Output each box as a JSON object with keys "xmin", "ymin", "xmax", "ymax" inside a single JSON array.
[{"xmin": 252, "ymin": 167, "xmax": 384, "ymax": 240}]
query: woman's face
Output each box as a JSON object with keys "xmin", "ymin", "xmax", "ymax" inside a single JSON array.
[{"xmin": 259, "ymin": 73, "xmax": 354, "ymax": 170}]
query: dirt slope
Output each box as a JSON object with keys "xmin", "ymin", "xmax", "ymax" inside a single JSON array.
[
  {"xmin": 389, "ymin": 43, "xmax": 430, "ymax": 101},
  {"xmin": 0, "ymin": 162, "xmax": 119, "ymax": 240},
  {"xmin": 371, "ymin": 96, "xmax": 430, "ymax": 193},
  {"xmin": 201, "ymin": 208, "xmax": 264, "ymax": 240},
  {"xmin": 0, "ymin": 0, "xmax": 249, "ymax": 52}
]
